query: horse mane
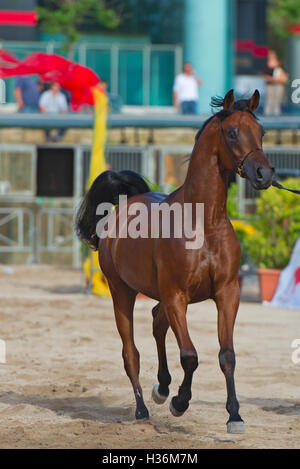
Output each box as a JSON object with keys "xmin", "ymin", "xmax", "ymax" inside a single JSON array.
[{"xmin": 194, "ymin": 95, "xmax": 258, "ymax": 143}]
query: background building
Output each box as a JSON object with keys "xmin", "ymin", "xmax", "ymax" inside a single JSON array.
[
  {"xmin": 0, "ymin": 0, "xmax": 279, "ymax": 113},
  {"xmin": 236, "ymin": 0, "xmax": 268, "ymax": 76},
  {"xmin": 0, "ymin": 0, "xmax": 238, "ymax": 112},
  {"xmin": 0, "ymin": 0, "xmax": 37, "ymax": 41}
]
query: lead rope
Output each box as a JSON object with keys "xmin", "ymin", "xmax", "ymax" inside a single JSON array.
[{"xmin": 272, "ymin": 179, "xmax": 300, "ymax": 195}]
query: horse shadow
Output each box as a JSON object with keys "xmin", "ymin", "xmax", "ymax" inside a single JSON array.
[
  {"xmin": 1, "ymin": 392, "xmax": 297, "ymax": 436},
  {"xmin": 242, "ymin": 396, "xmax": 300, "ymax": 416},
  {"xmin": 0, "ymin": 391, "xmax": 202, "ymax": 435},
  {"xmin": 193, "ymin": 396, "xmax": 300, "ymax": 416},
  {"xmin": 0, "ymin": 391, "xmax": 133, "ymax": 423}
]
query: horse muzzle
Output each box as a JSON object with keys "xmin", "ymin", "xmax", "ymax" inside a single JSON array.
[{"xmin": 244, "ymin": 158, "xmax": 275, "ymax": 190}]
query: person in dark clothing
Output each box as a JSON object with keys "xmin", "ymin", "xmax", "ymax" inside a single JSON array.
[{"xmin": 14, "ymin": 76, "xmax": 40, "ymax": 112}]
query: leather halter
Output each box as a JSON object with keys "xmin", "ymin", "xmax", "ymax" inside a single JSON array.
[
  {"xmin": 219, "ymin": 118, "xmax": 262, "ymax": 177},
  {"xmin": 219, "ymin": 118, "xmax": 300, "ymax": 194}
]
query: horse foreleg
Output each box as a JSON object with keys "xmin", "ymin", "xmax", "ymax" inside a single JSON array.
[
  {"xmin": 215, "ymin": 280, "xmax": 245, "ymax": 433},
  {"xmin": 163, "ymin": 295, "xmax": 198, "ymax": 417},
  {"xmin": 152, "ymin": 303, "xmax": 171, "ymax": 404},
  {"xmin": 110, "ymin": 280, "xmax": 149, "ymax": 420}
]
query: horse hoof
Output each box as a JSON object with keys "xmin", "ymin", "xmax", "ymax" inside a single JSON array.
[
  {"xmin": 169, "ymin": 398, "xmax": 186, "ymax": 417},
  {"xmin": 136, "ymin": 407, "xmax": 149, "ymax": 420},
  {"xmin": 227, "ymin": 421, "xmax": 245, "ymax": 434},
  {"xmin": 152, "ymin": 384, "xmax": 168, "ymax": 405}
]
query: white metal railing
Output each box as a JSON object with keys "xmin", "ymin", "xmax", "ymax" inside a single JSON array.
[
  {"xmin": 0, "ymin": 207, "xmax": 34, "ymax": 255},
  {"xmin": 36, "ymin": 208, "xmax": 80, "ymax": 267}
]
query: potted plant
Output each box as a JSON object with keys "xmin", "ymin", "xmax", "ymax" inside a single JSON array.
[{"xmin": 245, "ymin": 178, "xmax": 300, "ymax": 302}]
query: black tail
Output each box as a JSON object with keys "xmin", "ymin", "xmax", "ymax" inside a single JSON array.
[{"xmin": 75, "ymin": 170, "xmax": 150, "ymax": 250}]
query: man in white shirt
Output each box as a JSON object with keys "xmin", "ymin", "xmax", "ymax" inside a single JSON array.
[
  {"xmin": 39, "ymin": 82, "xmax": 68, "ymax": 142},
  {"xmin": 173, "ymin": 63, "xmax": 203, "ymax": 115}
]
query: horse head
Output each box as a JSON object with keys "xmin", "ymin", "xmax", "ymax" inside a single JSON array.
[{"xmin": 217, "ymin": 89, "xmax": 274, "ymax": 190}]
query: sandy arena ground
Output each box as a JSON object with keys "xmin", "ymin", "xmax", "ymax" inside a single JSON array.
[{"xmin": 0, "ymin": 265, "xmax": 299, "ymax": 449}]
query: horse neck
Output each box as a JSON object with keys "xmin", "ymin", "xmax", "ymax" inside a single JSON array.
[{"xmin": 183, "ymin": 119, "xmax": 229, "ymax": 223}]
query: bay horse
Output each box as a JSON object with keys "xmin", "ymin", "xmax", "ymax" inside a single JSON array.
[{"xmin": 76, "ymin": 90, "xmax": 274, "ymax": 433}]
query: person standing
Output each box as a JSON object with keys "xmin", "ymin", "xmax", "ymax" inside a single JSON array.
[
  {"xmin": 14, "ymin": 76, "xmax": 40, "ymax": 112},
  {"xmin": 173, "ymin": 63, "xmax": 203, "ymax": 115},
  {"xmin": 263, "ymin": 50, "xmax": 288, "ymax": 116},
  {"xmin": 39, "ymin": 82, "xmax": 68, "ymax": 142}
]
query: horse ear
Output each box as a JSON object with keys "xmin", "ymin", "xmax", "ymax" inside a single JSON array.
[
  {"xmin": 248, "ymin": 89, "xmax": 260, "ymax": 112},
  {"xmin": 223, "ymin": 89, "xmax": 235, "ymax": 110}
]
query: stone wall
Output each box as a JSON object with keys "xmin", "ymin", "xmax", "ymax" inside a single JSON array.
[{"xmin": 0, "ymin": 126, "xmax": 299, "ymax": 146}]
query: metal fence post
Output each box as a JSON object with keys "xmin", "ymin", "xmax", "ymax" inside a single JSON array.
[{"xmin": 143, "ymin": 45, "xmax": 151, "ymax": 106}]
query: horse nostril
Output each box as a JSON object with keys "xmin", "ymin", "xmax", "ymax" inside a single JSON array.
[{"xmin": 256, "ymin": 167, "xmax": 263, "ymax": 180}]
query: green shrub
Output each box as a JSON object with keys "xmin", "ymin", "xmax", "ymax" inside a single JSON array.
[
  {"xmin": 246, "ymin": 178, "xmax": 300, "ymax": 269},
  {"xmin": 227, "ymin": 182, "xmax": 241, "ymax": 219}
]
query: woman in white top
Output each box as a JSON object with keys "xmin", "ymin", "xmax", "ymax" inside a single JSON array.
[{"xmin": 263, "ymin": 50, "xmax": 288, "ymax": 116}]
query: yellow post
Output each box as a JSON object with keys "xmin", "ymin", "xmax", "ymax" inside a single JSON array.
[{"xmin": 83, "ymin": 86, "xmax": 111, "ymax": 297}]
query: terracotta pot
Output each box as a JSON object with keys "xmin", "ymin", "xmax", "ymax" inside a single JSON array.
[{"xmin": 257, "ymin": 268, "xmax": 281, "ymax": 302}]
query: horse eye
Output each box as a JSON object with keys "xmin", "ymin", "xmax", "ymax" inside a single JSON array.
[{"xmin": 227, "ymin": 127, "xmax": 238, "ymax": 140}]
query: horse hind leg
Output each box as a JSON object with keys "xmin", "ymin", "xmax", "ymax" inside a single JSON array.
[
  {"xmin": 152, "ymin": 303, "xmax": 171, "ymax": 404},
  {"xmin": 110, "ymin": 279, "xmax": 149, "ymax": 420},
  {"xmin": 162, "ymin": 295, "xmax": 198, "ymax": 417}
]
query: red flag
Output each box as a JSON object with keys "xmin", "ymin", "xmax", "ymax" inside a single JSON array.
[{"xmin": 0, "ymin": 50, "xmax": 102, "ymax": 110}]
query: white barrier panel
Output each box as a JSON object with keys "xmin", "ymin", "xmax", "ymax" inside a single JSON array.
[{"xmin": 271, "ymin": 237, "xmax": 300, "ymax": 309}]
